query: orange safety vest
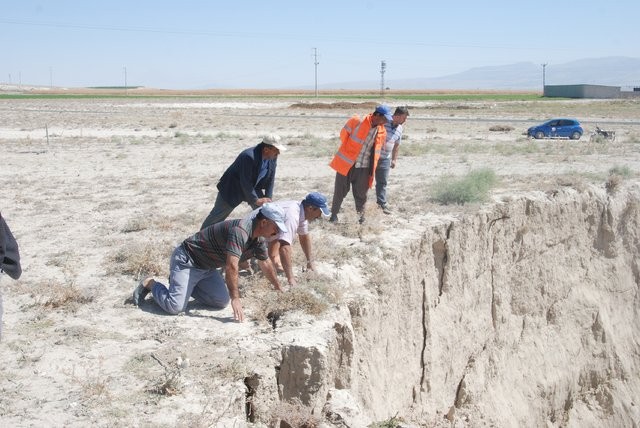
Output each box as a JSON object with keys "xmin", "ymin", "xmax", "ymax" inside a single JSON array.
[{"xmin": 329, "ymin": 114, "xmax": 387, "ymax": 188}]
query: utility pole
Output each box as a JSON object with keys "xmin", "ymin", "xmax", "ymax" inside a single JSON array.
[
  {"xmin": 312, "ymin": 48, "xmax": 319, "ymax": 97},
  {"xmin": 541, "ymin": 63, "xmax": 547, "ymax": 96},
  {"xmin": 49, "ymin": 66, "xmax": 53, "ymax": 89},
  {"xmin": 123, "ymin": 66, "xmax": 127, "ymax": 93},
  {"xmin": 380, "ymin": 60, "xmax": 386, "ymax": 97}
]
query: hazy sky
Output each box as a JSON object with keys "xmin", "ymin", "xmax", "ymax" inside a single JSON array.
[{"xmin": 2, "ymin": 0, "xmax": 639, "ymax": 89}]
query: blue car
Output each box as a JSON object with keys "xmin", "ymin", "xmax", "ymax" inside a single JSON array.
[{"xmin": 527, "ymin": 118, "xmax": 583, "ymax": 140}]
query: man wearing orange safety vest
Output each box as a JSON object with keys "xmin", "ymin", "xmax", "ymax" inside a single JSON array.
[{"xmin": 329, "ymin": 105, "xmax": 391, "ymax": 224}]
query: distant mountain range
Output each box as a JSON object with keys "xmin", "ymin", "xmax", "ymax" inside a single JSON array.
[{"xmin": 318, "ymin": 56, "xmax": 640, "ymax": 91}]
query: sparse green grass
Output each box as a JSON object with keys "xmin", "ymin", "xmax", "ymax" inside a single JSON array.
[
  {"xmin": 432, "ymin": 168, "xmax": 498, "ymax": 205},
  {"xmin": 609, "ymin": 164, "xmax": 632, "ymax": 178},
  {"xmin": 369, "ymin": 415, "xmax": 405, "ymax": 428}
]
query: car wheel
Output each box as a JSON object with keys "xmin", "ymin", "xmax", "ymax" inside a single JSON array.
[
  {"xmin": 570, "ymin": 132, "xmax": 581, "ymax": 140},
  {"xmin": 535, "ymin": 131, "xmax": 545, "ymax": 139}
]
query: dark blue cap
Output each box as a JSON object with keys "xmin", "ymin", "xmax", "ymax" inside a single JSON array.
[
  {"xmin": 303, "ymin": 192, "xmax": 331, "ymax": 216},
  {"xmin": 375, "ymin": 104, "xmax": 393, "ymax": 122}
]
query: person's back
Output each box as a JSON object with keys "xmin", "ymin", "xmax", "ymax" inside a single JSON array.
[
  {"xmin": 201, "ymin": 136, "xmax": 287, "ymax": 230},
  {"xmin": 1, "ymin": 212, "xmax": 22, "ymax": 341}
]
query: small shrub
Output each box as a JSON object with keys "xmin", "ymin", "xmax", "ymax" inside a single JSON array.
[
  {"xmin": 35, "ymin": 281, "xmax": 95, "ymax": 312},
  {"xmin": 606, "ymin": 174, "xmax": 623, "ymax": 194},
  {"xmin": 107, "ymin": 242, "xmax": 171, "ymax": 279},
  {"xmin": 146, "ymin": 353, "xmax": 190, "ymax": 397},
  {"xmin": 489, "ymin": 124, "xmax": 514, "ymax": 132},
  {"xmin": 271, "ymin": 399, "xmax": 319, "ymax": 428},
  {"xmin": 121, "ymin": 217, "xmax": 148, "ymax": 233},
  {"xmin": 431, "ymin": 168, "xmax": 497, "ymax": 205},
  {"xmin": 608, "ymin": 165, "xmax": 632, "ymax": 178},
  {"xmin": 369, "ymin": 415, "xmax": 405, "ymax": 428}
]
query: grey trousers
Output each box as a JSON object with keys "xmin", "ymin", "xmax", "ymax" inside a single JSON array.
[
  {"xmin": 331, "ymin": 167, "xmax": 370, "ymax": 215},
  {"xmin": 200, "ymin": 193, "xmax": 237, "ymax": 230},
  {"xmin": 0, "ymin": 275, "xmax": 3, "ymax": 341},
  {"xmin": 151, "ymin": 244, "xmax": 230, "ymax": 315}
]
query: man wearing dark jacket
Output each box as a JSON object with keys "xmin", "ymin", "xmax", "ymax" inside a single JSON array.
[
  {"xmin": 201, "ymin": 135, "xmax": 287, "ymax": 230},
  {"xmin": 1, "ymin": 212, "xmax": 22, "ymax": 341}
]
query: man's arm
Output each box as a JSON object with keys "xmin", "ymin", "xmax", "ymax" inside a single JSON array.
[
  {"xmin": 224, "ymin": 253, "xmax": 244, "ymax": 322},
  {"xmin": 257, "ymin": 258, "xmax": 283, "ymax": 291},
  {"xmin": 278, "ymin": 242, "xmax": 296, "ymax": 286},
  {"xmin": 391, "ymin": 142, "xmax": 400, "ymax": 169},
  {"xmin": 298, "ymin": 233, "xmax": 314, "ymax": 271}
]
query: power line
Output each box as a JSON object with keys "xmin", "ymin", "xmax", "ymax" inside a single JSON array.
[{"xmin": 312, "ymin": 48, "xmax": 319, "ymax": 97}]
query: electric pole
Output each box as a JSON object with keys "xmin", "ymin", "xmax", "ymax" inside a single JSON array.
[
  {"xmin": 123, "ymin": 66, "xmax": 127, "ymax": 93},
  {"xmin": 313, "ymin": 48, "xmax": 319, "ymax": 97},
  {"xmin": 380, "ymin": 60, "xmax": 386, "ymax": 97},
  {"xmin": 541, "ymin": 63, "xmax": 547, "ymax": 96}
]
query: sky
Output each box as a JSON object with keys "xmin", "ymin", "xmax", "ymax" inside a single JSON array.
[{"xmin": 2, "ymin": 0, "xmax": 639, "ymax": 89}]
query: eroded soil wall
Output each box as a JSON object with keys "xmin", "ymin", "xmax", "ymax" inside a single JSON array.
[{"xmin": 341, "ymin": 184, "xmax": 640, "ymax": 426}]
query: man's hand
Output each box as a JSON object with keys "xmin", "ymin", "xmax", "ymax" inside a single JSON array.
[
  {"xmin": 231, "ymin": 298, "xmax": 245, "ymax": 322},
  {"xmin": 391, "ymin": 159, "xmax": 397, "ymax": 169},
  {"xmin": 255, "ymin": 197, "xmax": 272, "ymax": 207}
]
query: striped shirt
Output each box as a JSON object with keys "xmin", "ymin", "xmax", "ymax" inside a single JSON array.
[
  {"xmin": 182, "ymin": 217, "xmax": 268, "ymax": 270},
  {"xmin": 380, "ymin": 122, "xmax": 404, "ymax": 159},
  {"xmin": 354, "ymin": 127, "xmax": 378, "ymax": 168}
]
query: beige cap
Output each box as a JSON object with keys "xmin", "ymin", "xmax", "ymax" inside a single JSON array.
[{"xmin": 262, "ymin": 134, "xmax": 287, "ymax": 152}]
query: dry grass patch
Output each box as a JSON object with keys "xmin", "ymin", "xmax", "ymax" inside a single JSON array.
[
  {"xmin": 106, "ymin": 241, "xmax": 172, "ymax": 279},
  {"xmin": 271, "ymin": 399, "xmax": 320, "ymax": 428},
  {"xmin": 244, "ymin": 273, "xmax": 341, "ymax": 325},
  {"xmin": 14, "ymin": 280, "xmax": 96, "ymax": 312},
  {"xmin": 489, "ymin": 124, "xmax": 515, "ymax": 132}
]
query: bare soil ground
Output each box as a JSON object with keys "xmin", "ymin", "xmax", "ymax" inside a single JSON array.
[{"xmin": 0, "ymin": 95, "xmax": 639, "ymax": 426}]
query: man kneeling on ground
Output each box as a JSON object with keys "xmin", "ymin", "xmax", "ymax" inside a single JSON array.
[
  {"xmin": 133, "ymin": 203, "xmax": 287, "ymax": 322},
  {"xmin": 247, "ymin": 192, "xmax": 330, "ymax": 287}
]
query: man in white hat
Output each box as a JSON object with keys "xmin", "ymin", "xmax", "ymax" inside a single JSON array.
[
  {"xmin": 134, "ymin": 203, "xmax": 287, "ymax": 322},
  {"xmin": 201, "ymin": 135, "xmax": 287, "ymax": 230}
]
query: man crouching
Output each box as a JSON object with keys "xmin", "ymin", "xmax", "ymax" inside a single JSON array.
[{"xmin": 133, "ymin": 203, "xmax": 286, "ymax": 322}]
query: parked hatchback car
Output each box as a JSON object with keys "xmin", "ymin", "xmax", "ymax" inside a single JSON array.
[{"xmin": 527, "ymin": 118, "xmax": 583, "ymax": 140}]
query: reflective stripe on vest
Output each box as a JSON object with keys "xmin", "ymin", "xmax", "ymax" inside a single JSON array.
[{"xmin": 330, "ymin": 115, "xmax": 375, "ymax": 176}]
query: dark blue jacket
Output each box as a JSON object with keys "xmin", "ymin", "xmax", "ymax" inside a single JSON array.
[
  {"xmin": 217, "ymin": 143, "xmax": 277, "ymax": 207},
  {"xmin": 0, "ymin": 213, "xmax": 22, "ymax": 280}
]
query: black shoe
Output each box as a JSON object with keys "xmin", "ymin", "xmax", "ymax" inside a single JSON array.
[
  {"xmin": 379, "ymin": 204, "xmax": 392, "ymax": 215},
  {"xmin": 329, "ymin": 214, "xmax": 338, "ymax": 223},
  {"xmin": 133, "ymin": 280, "xmax": 150, "ymax": 306},
  {"xmin": 358, "ymin": 212, "xmax": 365, "ymax": 224}
]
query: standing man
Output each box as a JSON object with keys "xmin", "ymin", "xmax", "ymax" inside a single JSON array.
[
  {"xmin": 248, "ymin": 192, "xmax": 330, "ymax": 287},
  {"xmin": 201, "ymin": 135, "xmax": 287, "ymax": 230},
  {"xmin": 329, "ymin": 105, "xmax": 391, "ymax": 224},
  {"xmin": 134, "ymin": 203, "xmax": 287, "ymax": 322},
  {"xmin": 375, "ymin": 106, "xmax": 409, "ymax": 214},
  {"xmin": 1, "ymin": 212, "xmax": 22, "ymax": 341}
]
